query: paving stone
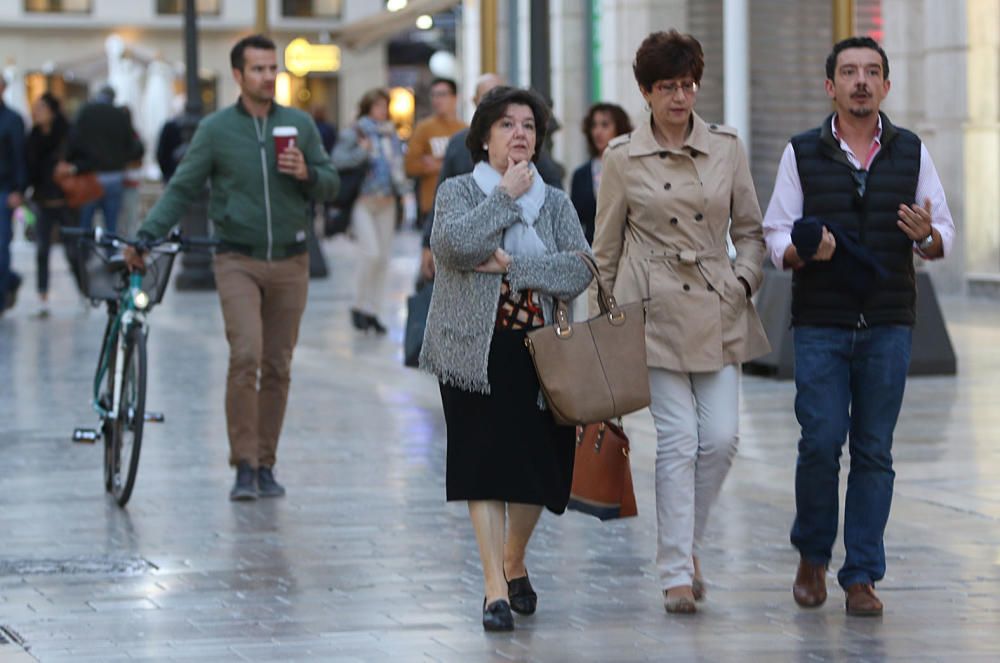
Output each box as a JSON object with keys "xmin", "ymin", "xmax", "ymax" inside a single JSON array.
[{"xmin": 2, "ymin": 234, "xmax": 1000, "ymax": 661}]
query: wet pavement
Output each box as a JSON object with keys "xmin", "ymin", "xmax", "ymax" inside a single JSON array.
[{"xmin": 2, "ymin": 232, "xmax": 1000, "ymax": 662}]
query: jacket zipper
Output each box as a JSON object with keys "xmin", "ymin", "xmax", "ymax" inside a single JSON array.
[{"xmin": 253, "ymin": 115, "xmax": 274, "ymax": 261}]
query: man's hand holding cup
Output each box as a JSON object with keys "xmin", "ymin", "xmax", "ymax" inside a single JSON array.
[{"xmin": 274, "ymin": 126, "xmax": 309, "ymax": 181}]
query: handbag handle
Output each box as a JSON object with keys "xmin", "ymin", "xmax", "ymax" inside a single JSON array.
[{"xmin": 551, "ymin": 252, "xmax": 626, "ymax": 338}]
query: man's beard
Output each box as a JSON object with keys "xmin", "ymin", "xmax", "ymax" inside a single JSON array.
[{"xmin": 849, "ymin": 106, "xmax": 874, "ymax": 118}]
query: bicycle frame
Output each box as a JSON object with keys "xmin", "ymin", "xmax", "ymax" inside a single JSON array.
[{"xmin": 92, "ymin": 271, "xmax": 147, "ymax": 420}]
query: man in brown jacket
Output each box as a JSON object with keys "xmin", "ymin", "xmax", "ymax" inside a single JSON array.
[{"xmin": 404, "ymin": 78, "xmax": 465, "ymax": 230}]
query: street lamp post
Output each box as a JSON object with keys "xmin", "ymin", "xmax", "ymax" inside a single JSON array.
[{"xmin": 174, "ymin": 0, "xmax": 214, "ymax": 290}]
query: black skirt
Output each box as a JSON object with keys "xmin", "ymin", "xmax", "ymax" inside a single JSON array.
[{"xmin": 440, "ymin": 327, "xmax": 576, "ymax": 514}]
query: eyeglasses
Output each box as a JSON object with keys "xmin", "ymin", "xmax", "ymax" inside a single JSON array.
[{"xmin": 653, "ymin": 81, "xmax": 699, "ymax": 96}]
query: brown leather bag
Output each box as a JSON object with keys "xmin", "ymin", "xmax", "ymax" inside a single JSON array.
[
  {"xmin": 525, "ymin": 253, "xmax": 650, "ymax": 426},
  {"xmin": 567, "ymin": 420, "xmax": 637, "ymax": 520},
  {"xmin": 55, "ymin": 167, "xmax": 104, "ymax": 209}
]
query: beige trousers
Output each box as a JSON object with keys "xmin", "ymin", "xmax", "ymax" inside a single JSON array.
[
  {"xmin": 352, "ymin": 194, "xmax": 396, "ymax": 316},
  {"xmin": 648, "ymin": 365, "xmax": 740, "ymax": 589},
  {"xmin": 213, "ymin": 251, "xmax": 309, "ymax": 468}
]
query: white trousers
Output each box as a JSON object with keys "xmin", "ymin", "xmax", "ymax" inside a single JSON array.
[
  {"xmin": 648, "ymin": 364, "xmax": 740, "ymax": 589},
  {"xmin": 352, "ymin": 195, "xmax": 396, "ymax": 315}
]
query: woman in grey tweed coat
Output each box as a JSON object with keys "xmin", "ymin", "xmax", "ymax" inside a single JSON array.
[{"xmin": 419, "ymin": 87, "xmax": 592, "ymax": 631}]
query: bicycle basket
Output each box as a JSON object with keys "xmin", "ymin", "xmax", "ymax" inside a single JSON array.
[
  {"xmin": 79, "ymin": 243, "xmax": 177, "ymax": 305},
  {"xmin": 141, "ymin": 250, "xmax": 178, "ymax": 305},
  {"xmin": 79, "ymin": 244, "xmax": 125, "ymax": 301}
]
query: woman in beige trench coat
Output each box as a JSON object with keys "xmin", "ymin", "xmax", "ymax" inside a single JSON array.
[{"xmin": 592, "ymin": 30, "xmax": 770, "ymax": 614}]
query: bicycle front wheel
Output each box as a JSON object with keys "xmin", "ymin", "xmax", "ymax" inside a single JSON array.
[{"xmin": 110, "ymin": 325, "xmax": 147, "ymax": 506}]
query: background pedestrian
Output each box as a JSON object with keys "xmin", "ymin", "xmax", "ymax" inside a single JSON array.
[
  {"xmin": 331, "ymin": 88, "xmax": 410, "ymax": 335},
  {"xmin": 0, "ymin": 75, "xmax": 27, "ymax": 314},
  {"xmin": 570, "ymin": 102, "xmax": 632, "ymax": 245},
  {"xmin": 26, "ymin": 92, "xmax": 80, "ymax": 315}
]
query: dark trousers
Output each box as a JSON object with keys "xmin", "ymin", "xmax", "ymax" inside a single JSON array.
[
  {"xmin": 790, "ymin": 324, "xmax": 912, "ymax": 589},
  {"xmin": 0, "ymin": 191, "xmax": 14, "ymax": 302},
  {"xmin": 35, "ymin": 204, "xmax": 82, "ymax": 295}
]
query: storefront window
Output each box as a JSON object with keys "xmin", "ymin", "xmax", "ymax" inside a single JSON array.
[
  {"xmin": 24, "ymin": 0, "xmax": 91, "ymax": 12},
  {"xmin": 156, "ymin": 0, "xmax": 221, "ymax": 14},
  {"xmin": 282, "ymin": 0, "xmax": 342, "ymax": 18}
]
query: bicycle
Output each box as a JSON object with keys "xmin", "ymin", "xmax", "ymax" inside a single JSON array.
[{"xmin": 65, "ymin": 227, "xmax": 217, "ymax": 507}]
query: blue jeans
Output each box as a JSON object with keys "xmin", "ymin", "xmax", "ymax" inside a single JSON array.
[
  {"xmin": 790, "ymin": 324, "xmax": 912, "ymax": 589},
  {"xmin": 0, "ymin": 191, "xmax": 13, "ymax": 301},
  {"xmin": 79, "ymin": 172, "xmax": 125, "ymax": 234}
]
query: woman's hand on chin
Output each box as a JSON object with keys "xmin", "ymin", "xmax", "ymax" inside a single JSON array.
[{"xmin": 498, "ymin": 157, "xmax": 533, "ymax": 199}]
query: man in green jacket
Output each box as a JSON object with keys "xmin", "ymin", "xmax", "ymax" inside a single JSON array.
[{"xmin": 126, "ymin": 35, "xmax": 338, "ymax": 501}]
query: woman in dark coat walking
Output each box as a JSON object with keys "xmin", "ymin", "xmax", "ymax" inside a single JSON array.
[{"xmin": 26, "ymin": 93, "xmax": 79, "ymax": 314}]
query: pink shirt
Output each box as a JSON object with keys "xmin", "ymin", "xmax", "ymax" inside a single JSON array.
[{"xmin": 762, "ymin": 115, "xmax": 955, "ymax": 269}]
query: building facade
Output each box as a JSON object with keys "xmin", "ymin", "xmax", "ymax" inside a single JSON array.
[
  {"xmin": 0, "ymin": 0, "xmax": 388, "ymax": 143},
  {"xmin": 474, "ymin": 0, "xmax": 998, "ymax": 296}
]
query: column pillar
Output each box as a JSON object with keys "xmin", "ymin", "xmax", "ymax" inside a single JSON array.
[{"xmin": 723, "ymin": 0, "xmax": 750, "ymax": 153}]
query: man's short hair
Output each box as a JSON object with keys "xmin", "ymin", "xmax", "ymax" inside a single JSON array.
[
  {"xmin": 231, "ymin": 34, "xmax": 276, "ymax": 72},
  {"xmin": 632, "ymin": 30, "xmax": 705, "ymax": 91},
  {"xmin": 97, "ymin": 84, "xmax": 116, "ymax": 103},
  {"xmin": 430, "ymin": 78, "xmax": 458, "ymax": 96},
  {"xmin": 465, "ymin": 86, "xmax": 549, "ymax": 165},
  {"xmin": 826, "ymin": 36, "xmax": 890, "ymax": 81}
]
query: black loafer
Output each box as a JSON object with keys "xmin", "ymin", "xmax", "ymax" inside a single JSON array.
[
  {"xmin": 507, "ymin": 574, "xmax": 537, "ymax": 615},
  {"xmin": 482, "ymin": 598, "xmax": 514, "ymax": 632}
]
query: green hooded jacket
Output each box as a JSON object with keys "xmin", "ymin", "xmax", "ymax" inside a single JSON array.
[{"xmin": 140, "ymin": 99, "xmax": 338, "ymax": 260}]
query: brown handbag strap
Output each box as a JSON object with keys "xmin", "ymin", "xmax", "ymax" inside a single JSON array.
[{"xmin": 551, "ymin": 252, "xmax": 624, "ymax": 336}]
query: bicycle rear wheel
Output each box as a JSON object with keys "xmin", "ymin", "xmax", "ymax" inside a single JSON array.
[{"xmin": 110, "ymin": 325, "xmax": 146, "ymax": 506}]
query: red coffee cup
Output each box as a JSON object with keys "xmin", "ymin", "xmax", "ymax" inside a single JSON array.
[{"xmin": 273, "ymin": 126, "xmax": 298, "ymax": 160}]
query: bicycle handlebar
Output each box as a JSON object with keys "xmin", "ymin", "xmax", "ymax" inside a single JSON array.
[{"xmin": 62, "ymin": 227, "xmax": 219, "ymax": 252}]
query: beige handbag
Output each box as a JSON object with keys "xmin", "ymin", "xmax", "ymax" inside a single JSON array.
[{"xmin": 525, "ymin": 253, "xmax": 650, "ymax": 426}]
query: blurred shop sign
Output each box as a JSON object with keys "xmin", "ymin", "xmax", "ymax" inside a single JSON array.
[{"xmin": 284, "ymin": 38, "xmax": 341, "ymax": 77}]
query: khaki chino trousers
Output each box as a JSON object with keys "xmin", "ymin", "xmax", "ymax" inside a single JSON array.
[{"xmin": 213, "ymin": 251, "xmax": 309, "ymax": 468}]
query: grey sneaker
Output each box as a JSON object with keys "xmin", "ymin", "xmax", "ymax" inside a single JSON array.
[
  {"xmin": 229, "ymin": 461, "xmax": 258, "ymax": 501},
  {"xmin": 257, "ymin": 466, "xmax": 286, "ymax": 498}
]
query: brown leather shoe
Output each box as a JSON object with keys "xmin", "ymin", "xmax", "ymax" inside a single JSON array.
[
  {"xmin": 792, "ymin": 558, "xmax": 828, "ymax": 608},
  {"xmin": 845, "ymin": 583, "xmax": 883, "ymax": 616},
  {"xmin": 663, "ymin": 587, "xmax": 698, "ymax": 614}
]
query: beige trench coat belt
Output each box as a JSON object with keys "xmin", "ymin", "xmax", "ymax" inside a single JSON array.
[
  {"xmin": 621, "ymin": 243, "xmax": 735, "ymax": 297},
  {"xmin": 622, "ymin": 244, "xmax": 729, "ymax": 265}
]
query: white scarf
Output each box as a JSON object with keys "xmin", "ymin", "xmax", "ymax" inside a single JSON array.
[{"xmin": 472, "ymin": 161, "xmax": 548, "ymax": 258}]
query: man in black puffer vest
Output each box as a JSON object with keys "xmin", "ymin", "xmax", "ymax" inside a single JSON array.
[{"xmin": 763, "ymin": 37, "xmax": 955, "ymax": 617}]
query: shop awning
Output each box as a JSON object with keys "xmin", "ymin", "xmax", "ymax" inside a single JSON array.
[{"xmin": 334, "ymin": 0, "xmax": 461, "ymax": 50}]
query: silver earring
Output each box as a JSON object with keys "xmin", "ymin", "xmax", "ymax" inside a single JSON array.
[{"xmin": 482, "ymin": 143, "xmax": 488, "ymax": 150}]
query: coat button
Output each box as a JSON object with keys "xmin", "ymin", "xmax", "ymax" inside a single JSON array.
[
  {"xmin": 683, "ymin": 284, "xmax": 691, "ymax": 292},
  {"xmin": 695, "ymin": 213, "xmax": 704, "ymax": 221},
  {"xmin": 670, "ymin": 217, "xmax": 678, "ymax": 225},
  {"xmin": 663, "ymin": 182, "xmax": 671, "ymax": 190},
  {"xmin": 659, "ymin": 151, "xmax": 668, "ymax": 158},
  {"xmin": 689, "ymin": 149, "xmax": 697, "ymax": 157},
  {"xmin": 710, "ymin": 124, "xmax": 718, "ymax": 130},
  {"xmin": 707, "ymin": 284, "xmax": 714, "ymax": 292}
]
